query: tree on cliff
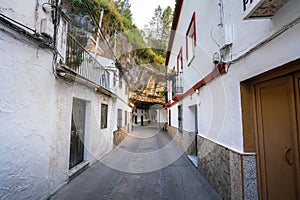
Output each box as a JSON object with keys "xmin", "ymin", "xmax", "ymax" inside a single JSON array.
[
  {"xmin": 144, "ymin": 5, "xmax": 173, "ymax": 57},
  {"xmin": 115, "ymin": 0, "xmax": 132, "ymax": 22}
]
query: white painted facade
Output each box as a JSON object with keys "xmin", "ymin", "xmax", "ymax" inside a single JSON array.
[
  {"xmin": 156, "ymin": 106, "xmax": 167, "ymax": 127},
  {"xmin": 94, "ymin": 55, "xmax": 132, "ymax": 131},
  {"xmin": 167, "ymin": 1, "xmax": 300, "ymax": 198},
  {"xmin": 167, "ymin": 0, "xmax": 300, "ymax": 153},
  {"xmin": 135, "ymin": 109, "xmax": 150, "ymax": 125},
  {"xmin": 0, "ymin": 0, "xmax": 131, "ymax": 199},
  {"xmin": 114, "ymin": 72, "xmax": 131, "ymax": 129}
]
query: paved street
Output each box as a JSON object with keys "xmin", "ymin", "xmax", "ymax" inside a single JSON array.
[{"xmin": 50, "ymin": 126, "xmax": 220, "ymax": 200}]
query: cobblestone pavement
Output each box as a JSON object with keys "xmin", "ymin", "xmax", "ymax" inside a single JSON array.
[{"xmin": 50, "ymin": 126, "xmax": 221, "ymax": 200}]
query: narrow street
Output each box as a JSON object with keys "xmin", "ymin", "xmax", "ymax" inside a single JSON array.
[{"xmin": 50, "ymin": 126, "xmax": 220, "ymax": 200}]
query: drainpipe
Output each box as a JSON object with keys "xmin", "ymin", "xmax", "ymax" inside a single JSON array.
[{"xmin": 52, "ymin": 0, "xmax": 59, "ymax": 77}]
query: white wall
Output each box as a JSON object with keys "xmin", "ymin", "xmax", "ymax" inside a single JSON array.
[
  {"xmin": 156, "ymin": 107, "xmax": 167, "ymax": 124},
  {"xmin": 167, "ymin": 0, "xmax": 300, "ymax": 153},
  {"xmin": 0, "ymin": 26, "xmax": 117, "ymax": 199},
  {"xmin": 0, "ymin": 0, "xmax": 49, "ymax": 32},
  {"xmin": 0, "ymin": 1, "xmax": 119, "ymax": 198},
  {"xmin": 95, "ymin": 43, "xmax": 131, "ymax": 131},
  {"xmin": 114, "ymin": 76, "xmax": 131, "ymax": 129},
  {"xmin": 0, "ymin": 29, "xmax": 54, "ymax": 200}
]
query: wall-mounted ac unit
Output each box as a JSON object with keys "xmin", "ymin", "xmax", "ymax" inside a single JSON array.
[
  {"xmin": 243, "ymin": 0, "xmax": 290, "ymax": 19},
  {"xmin": 40, "ymin": 18, "xmax": 54, "ymax": 38}
]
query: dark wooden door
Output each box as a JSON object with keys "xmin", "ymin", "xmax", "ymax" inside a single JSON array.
[
  {"xmin": 255, "ymin": 75, "xmax": 300, "ymax": 199},
  {"xmin": 69, "ymin": 98, "xmax": 86, "ymax": 169}
]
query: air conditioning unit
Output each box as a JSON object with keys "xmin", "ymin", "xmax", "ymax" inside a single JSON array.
[
  {"xmin": 40, "ymin": 18, "xmax": 54, "ymax": 38},
  {"xmin": 243, "ymin": 0, "xmax": 290, "ymax": 19}
]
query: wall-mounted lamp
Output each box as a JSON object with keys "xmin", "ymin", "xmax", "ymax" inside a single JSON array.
[
  {"xmin": 195, "ymin": 89, "xmax": 200, "ymax": 95},
  {"xmin": 42, "ymin": 3, "xmax": 54, "ymax": 13},
  {"xmin": 212, "ymin": 52, "xmax": 220, "ymax": 65},
  {"xmin": 59, "ymin": 72, "xmax": 66, "ymax": 77}
]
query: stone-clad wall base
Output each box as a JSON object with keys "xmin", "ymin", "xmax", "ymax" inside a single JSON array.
[
  {"xmin": 197, "ymin": 136, "xmax": 231, "ymax": 199},
  {"xmin": 113, "ymin": 125, "xmax": 129, "ymax": 146},
  {"xmin": 197, "ymin": 135, "xmax": 258, "ymax": 200},
  {"xmin": 167, "ymin": 126, "xmax": 196, "ymax": 155},
  {"xmin": 167, "ymin": 128, "xmax": 258, "ymax": 200}
]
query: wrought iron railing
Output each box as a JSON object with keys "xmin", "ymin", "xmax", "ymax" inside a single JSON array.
[
  {"xmin": 66, "ymin": 33, "xmax": 110, "ymax": 90},
  {"xmin": 172, "ymin": 72, "xmax": 183, "ymax": 94}
]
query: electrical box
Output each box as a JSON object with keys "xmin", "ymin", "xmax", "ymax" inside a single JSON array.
[
  {"xmin": 214, "ymin": 24, "xmax": 233, "ymax": 49},
  {"xmin": 40, "ymin": 18, "xmax": 54, "ymax": 39}
]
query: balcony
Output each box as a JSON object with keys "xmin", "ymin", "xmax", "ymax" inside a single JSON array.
[
  {"xmin": 172, "ymin": 72, "xmax": 183, "ymax": 95},
  {"xmin": 59, "ymin": 34, "xmax": 112, "ymax": 95},
  {"xmin": 172, "ymin": 72, "xmax": 183, "ymax": 94}
]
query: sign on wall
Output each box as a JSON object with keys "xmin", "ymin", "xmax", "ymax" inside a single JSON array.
[{"xmin": 243, "ymin": 0, "xmax": 289, "ymax": 19}]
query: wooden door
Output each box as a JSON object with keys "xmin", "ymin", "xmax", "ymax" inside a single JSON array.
[
  {"xmin": 69, "ymin": 98, "xmax": 86, "ymax": 169},
  {"xmin": 255, "ymin": 75, "xmax": 300, "ymax": 200}
]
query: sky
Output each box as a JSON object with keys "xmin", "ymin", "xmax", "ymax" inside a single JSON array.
[{"xmin": 129, "ymin": 0, "xmax": 175, "ymax": 30}]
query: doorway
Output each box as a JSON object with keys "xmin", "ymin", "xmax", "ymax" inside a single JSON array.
[
  {"xmin": 193, "ymin": 105, "xmax": 198, "ymax": 157},
  {"xmin": 169, "ymin": 110, "xmax": 171, "ymax": 126},
  {"xmin": 187, "ymin": 105, "xmax": 198, "ymax": 167},
  {"xmin": 178, "ymin": 105, "xmax": 183, "ymax": 133},
  {"xmin": 243, "ymin": 67, "xmax": 300, "ymax": 200},
  {"xmin": 141, "ymin": 115, "xmax": 144, "ymax": 126},
  {"xmin": 69, "ymin": 98, "xmax": 86, "ymax": 169}
]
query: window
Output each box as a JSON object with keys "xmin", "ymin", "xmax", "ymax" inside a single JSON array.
[
  {"xmin": 125, "ymin": 111, "xmax": 128, "ymax": 125},
  {"xmin": 119, "ymin": 73, "xmax": 123, "ymax": 89},
  {"xmin": 117, "ymin": 109, "xmax": 122, "ymax": 128},
  {"xmin": 125, "ymin": 83, "xmax": 128, "ymax": 95},
  {"xmin": 177, "ymin": 47, "xmax": 183, "ymax": 71},
  {"xmin": 113, "ymin": 74, "xmax": 116, "ymax": 87},
  {"xmin": 100, "ymin": 104, "xmax": 108, "ymax": 129},
  {"xmin": 186, "ymin": 12, "xmax": 196, "ymax": 65}
]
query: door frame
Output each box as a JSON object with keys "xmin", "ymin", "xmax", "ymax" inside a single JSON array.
[
  {"xmin": 292, "ymin": 71, "xmax": 300, "ymax": 198},
  {"xmin": 241, "ymin": 59, "xmax": 300, "ymax": 199},
  {"xmin": 69, "ymin": 98, "xmax": 86, "ymax": 169}
]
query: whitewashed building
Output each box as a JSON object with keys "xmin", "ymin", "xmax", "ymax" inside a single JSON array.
[
  {"xmin": 0, "ymin": 0, "xmax": 131, "ymax": 199},
  {"xmin": 166, "ymin": 0, "xmax": 300, "ymax": 199}
]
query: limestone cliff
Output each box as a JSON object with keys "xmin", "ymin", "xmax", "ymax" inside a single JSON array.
[{"xmin": 61, "ymin": 0, "xmax": 166, "ymax": 106}]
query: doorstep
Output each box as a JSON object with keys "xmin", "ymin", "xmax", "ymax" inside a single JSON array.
[
  {"xmin": 68, "ymin": 160, "xmax": 90, "ymax": 180},
  {"xmin": 187, "ymin": 155, "xmax": 198, "ymax": 168}
]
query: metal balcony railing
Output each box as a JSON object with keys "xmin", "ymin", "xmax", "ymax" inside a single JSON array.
[
  {"xmin": 65, "ymin": 33, "xmax": 110, "ymax": 90},
  {"xmin": 172, "ymin": 72, "xmax": 183, "ymax": 94}
]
